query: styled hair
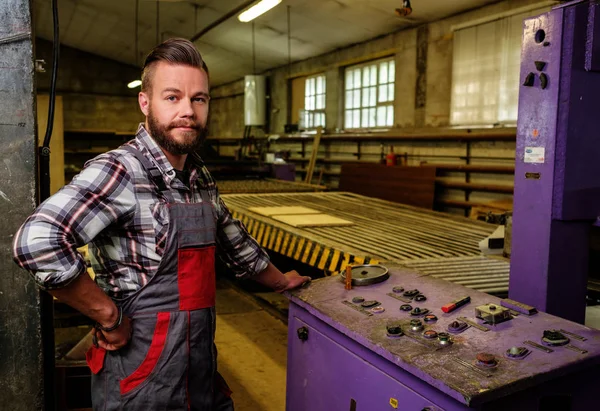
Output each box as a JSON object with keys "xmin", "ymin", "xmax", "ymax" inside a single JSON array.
[{"xmin": 141, "ymin": 38, "xmax": 210, "ymax": 93}]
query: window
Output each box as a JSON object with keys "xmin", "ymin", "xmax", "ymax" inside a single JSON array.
[
  {"xmin": 450, "ymin": 7, "xmax": 550, "ymax": 126},
  {"xmin": 303, "ymin": 74, "xmax": 326, "ymax": 129},
  {"xmin": 344, "ymin": 58, "xmax": 395, "ymax": 129}
]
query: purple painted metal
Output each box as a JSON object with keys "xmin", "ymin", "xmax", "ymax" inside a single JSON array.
[
  {"xmin": 509, "ymin": 1, "xmax": 600, "ymax": 323},
  {"xmin": 286, "ymin": 267, "xmax": 600, "ymax": 410}
]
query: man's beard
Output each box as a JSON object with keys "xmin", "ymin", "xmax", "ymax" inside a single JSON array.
[{"xmin": 147, "ymin": 106, "xmax": 208, "ymax": 156}]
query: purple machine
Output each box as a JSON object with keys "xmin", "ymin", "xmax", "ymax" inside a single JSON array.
[
  {"xmin": 286, "ymin": 266, "xmax": 600, "ymax": 410},
  {"xmin": 286, "ymin": 2, "xmax": 600, "ymax": 409},
  {"xmin": 510, "ymin": 0, "xmax": 600, "ymax": 324}
]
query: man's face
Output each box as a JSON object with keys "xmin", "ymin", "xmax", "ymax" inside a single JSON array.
[{"xmin": 139, "ymin": 61, "xmax": 210, "ymax": 156}]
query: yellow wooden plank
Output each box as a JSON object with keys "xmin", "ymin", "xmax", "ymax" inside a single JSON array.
[
  {"xmin": 309, "ymin": 244, "xmax": 321, "ymax": 266},
  {"xmin": 340, "ymin": 253, "xmax": 351, "ymax": 269},
  {"xmin": 329, "ymin": 249, "xmax": 341, "ymax": 271},
  {"xmin": 318, "ymin": 248, "xmax": 330, "ymax": 270},
  {"xmin": 294, "ymin": 238, "xmax": 306, "ymax": 260},
  {"xmin": 246, "ymin": 219, "xmax": 255, "ymax": 235},
  {"xmin": 272, "ymin": 213, "xmax": 354, "ymax": 228},
  {"xmin": 274, "ymin": 231, "xmax": 284, "ymax": 253},
  {"xmin": 281, "ymin": 232, "xmax": 291, "ymax": 254},
  {"xmin": 257, "ymin": 223, "xmax": 266, "ymax": 244},
  {"xmin": 353, "ymin": 256, "xmax": 365, "ymax": 265},
  {"xmin": 262, "ymin": 225, "xmax": 272, "ymax": 247},
  {"xmin": 287, "ymin": 236, "xmax": 298, "ymax": 258},
  {"xmin": 302, "ymin": 241, "xmax": 313, "ymax": 264},
  {"xmin": 267, "ymin": 227, "xmax": 277, "ymax": 249}
]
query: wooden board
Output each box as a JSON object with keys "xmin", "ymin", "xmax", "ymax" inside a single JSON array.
[
  {"xmin": 339, "ymin": 163, "xmax": 436, "ymax": 209},
  {"xmin": 249, "ymin": 206, "xmax": 321, "ymax": 216},
  {"xmin": 272, "ymin": 213, "xmax": 354, "ymax": 227}
]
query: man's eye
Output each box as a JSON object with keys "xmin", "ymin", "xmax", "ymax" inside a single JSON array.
[
  {"xmin": 193, "ymin": 97, "xmax": 207, "ymax": 103},
  {"xmin": 166, "ymin": 96, "xmax": 177, "ymax": 101}
]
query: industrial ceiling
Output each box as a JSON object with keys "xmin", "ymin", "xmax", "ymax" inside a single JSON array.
[{"xmin": 34, "ymin": 0, "xmax": 503, "ymax": 85}]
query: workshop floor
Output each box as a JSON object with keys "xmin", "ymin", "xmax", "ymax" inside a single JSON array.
[{"xmin": 215, "ymin": 281, "xmax": 288, "ymax": 411}]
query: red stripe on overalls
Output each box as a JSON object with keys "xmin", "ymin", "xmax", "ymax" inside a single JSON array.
[
  {"xmin": 178, "ymin": 245, "xmax": 216, "ymax": 311},
  {"xmin": 120, "ymin": 312, "xmax": 171, "ymax": 395}
]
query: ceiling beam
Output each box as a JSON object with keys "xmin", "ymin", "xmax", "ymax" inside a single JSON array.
[{"xmin": 190, "ymin": 0, "xmax": 255, "ymax": 42}]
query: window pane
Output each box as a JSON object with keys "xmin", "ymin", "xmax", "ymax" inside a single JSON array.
[
  {"xmin": 369, "ymin": 108, "xmax": 376, "ymax": 128},
  {"xmin": 353, "ymin": 89, "xmax": 361, "ymax": 108},
  {"xmin": 353, "ymin": 109, "xmax": 360, "ymax": 128},
  {"xmin": 345, "ymin": 91, "xmax": 353, "ymax": 109},
  {"xmin": 316, "ymin": 76, "xmax": 324, "ymax": 94},
  {"xmin": 371, "ymin": 65, "xmax": 377, "ymax": 86},
  {"xmin": 361, "ymin": 109, "xmax": 369, "ymax": 128},
  {"xmin": 388, "ymin": 60, "xmax": 395, "ymax": 83},
  {"xmin": 318, "ymin": 94, "xmax": 325, "ymax": 110},
  {"xmin": 346, "ymin": 70, "xmax": 353, "ymax": 90},
  {"xmin": 363, "ymin": 67, "xmax": 370, "ymax": 87},
  {"xmin": 362, "ymin": 87, "xmax": 369, "ymax": 107},
  {"xmin": 369, "ymin": 87, "xmax": 376, "ymax": 106},
  {"xmin": 387, "ymin": 105, "xmax": 394, "ymax": 126},
  {"xmin": 345, "ymin": 110, "xmax": 352, "ymax": 128},
  {"xmin": 388, "ymin": 84, "xmax": 395, "ymax": 102},
  {"xmin": 354, "ymin": 70, "xmax": 361, "ymax": 89},
  {"xmin": 380, "ymin": 62, "xmax": 388, "ymax": 85},
  {"xmin": 379, "ymin": 85, "xmax": 387, "ymax": 102},
  {"xmin": 377, "ymin": 106, "xmax": 387, "ymax": 126}
]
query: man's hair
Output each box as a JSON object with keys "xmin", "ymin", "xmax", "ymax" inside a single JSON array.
[{"xmin": 141, "ymin": 38, "xmax": 210, "ymax": 93}]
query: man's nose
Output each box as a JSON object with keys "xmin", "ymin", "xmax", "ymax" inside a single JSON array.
[{"xmin": 179, "ymin": 99, "xmax": 194, "ymax": 117}]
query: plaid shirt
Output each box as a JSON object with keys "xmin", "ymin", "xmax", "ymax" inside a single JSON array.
[{"xmin": 13, "ymin": 124, "xmax": 269, "ymax": 299}]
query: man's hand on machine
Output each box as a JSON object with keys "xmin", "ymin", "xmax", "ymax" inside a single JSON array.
[{"xmin": 275, "ymin": 270, "xmax": 311, "ymax": 293}]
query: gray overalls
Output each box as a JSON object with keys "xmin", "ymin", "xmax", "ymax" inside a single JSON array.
[{"xmin": 86, "ymin": 145, "xmax": 234, "ymax": 410}]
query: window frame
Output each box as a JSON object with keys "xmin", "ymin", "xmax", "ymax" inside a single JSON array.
[
  {"xmin": 303, "ymin": 73, "xmax": 327, "ymax": 130},
  {"xmin": 343, "ymin": 57, "xmax": 396, "ymax": 130}
]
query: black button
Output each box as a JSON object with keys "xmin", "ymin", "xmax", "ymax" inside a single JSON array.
[
  {"xmin": 523, "ymin": 72, "xmax": 535, "ymax": 87},
  {"xmin": 540, "ymin": 73, "xmax": 548, "ymax": 89},
  {"xmin": 400, "ymin": 304, "xmax": 413, "ymax": 311},
  {"xmin": 535, "ymin": 61, "xmax": 547, "ymax": 71},
  {"xmin": 361, "ymin": 300, "xmax": 379, "ymax": 308},
  {"xmin": 414, "ymin": 294, "xmax": 427, "ymax": 302},
  {"xmin": 352, "ymin": 296, "xmax": 365, "ymax": 304}
]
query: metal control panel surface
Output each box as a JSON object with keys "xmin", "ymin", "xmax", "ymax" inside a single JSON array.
[{"xmin": 286, "ymin": 267, "xmax": 600, "ymax": 409}]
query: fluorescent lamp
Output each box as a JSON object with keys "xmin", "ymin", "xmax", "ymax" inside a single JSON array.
[
  {"xmin": 238, "ymin": 0, "xmax": 282, "ymax": 23},
  {"xmin": 127, "ymin": 80, "xmax": 142, "ymax": 89}
]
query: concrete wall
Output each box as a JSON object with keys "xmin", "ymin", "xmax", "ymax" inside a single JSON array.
[
  {"xmin": 0, "ymin": 1, "xmax": 44, "ymax": 409},
  {"xmin": 35, "ymin": 39, "xmax": 143, "ymax": 132}
]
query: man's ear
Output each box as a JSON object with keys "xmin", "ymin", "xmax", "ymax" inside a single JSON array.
[{"xmin": 139, "ymin": 92, "xmax": 150, "ymax": 116}]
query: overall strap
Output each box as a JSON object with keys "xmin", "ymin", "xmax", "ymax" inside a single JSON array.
[{"xmin": 121, "ymin": 144, "xmax": 175, "ymax": 203}]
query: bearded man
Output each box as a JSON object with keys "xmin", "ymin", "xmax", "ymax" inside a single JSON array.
[{"xmin": 13, "ymin": 38, "xmax": 309, "ymax": 411}]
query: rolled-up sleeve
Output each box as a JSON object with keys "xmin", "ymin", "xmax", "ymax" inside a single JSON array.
[
  {"xmin": 215, "ymin": 196, "xmax": 270, "ymax": 278},
  {"xmin": 12, "ymin": 155, "xmax": 136, "ymax": 290}
]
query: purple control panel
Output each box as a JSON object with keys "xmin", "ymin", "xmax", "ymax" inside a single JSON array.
[{"xmin": 286, "ymin": 267, "xmax": 600, "ymax": 410}]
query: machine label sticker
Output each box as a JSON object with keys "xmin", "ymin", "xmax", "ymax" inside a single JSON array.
[{"xmin": 524, "ymin": 147, "xmax": 545, "ymax": 163}]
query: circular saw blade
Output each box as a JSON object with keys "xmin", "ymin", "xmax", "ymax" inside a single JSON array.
[{"xmin": 341, "ymin": 264, "xmax": 390, "ymax": 286}]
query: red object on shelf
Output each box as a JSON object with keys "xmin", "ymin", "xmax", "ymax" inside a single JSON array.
[{"xmin": 386, "ymin": 145, "xmax": 397, "ymax": 166}]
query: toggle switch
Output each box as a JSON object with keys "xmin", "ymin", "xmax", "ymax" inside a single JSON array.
[
  {"xmin": 352, "ymin": 296, "xmax": 365, "ymax": 304},
  {"xmin": 403, "ymin": 289, "xmax": 420, "ymax": 298},
  {"xmin": 448, "ymin": 320, "xmax": 468, "ymax": 334},
  {"xmin": 542, "ymin": 330, "xmax": 570, "ymax": 346},
  {"xmin": 424, "ymin": 314, "xmax": 438, "ymax": 323},
  {"xmin": 410, "ymin": 319, "xmax": 424, "ymax": 332},
  {"xmin": 410, "ymin": 307, "xmax": 430, "ymax": 317},
  {"xmin": 400, "ymin": 304, "xmax": 413, "ymax": 311},
  {"xmin": 414, "ymin": 294, "xmax": 427, "ymax": 302},
  {"xmin": 386, "ymin": 324, "xmax": 403, "ymax": 337},
  {"xmin": 540, "ymin": 73, "xmax": 548, "ymax": 89},
  {"xmin": 523, "ymin": 72, "xmax": 535, "ymax": 87},
  {"xmin": 361, "ymin": 300, "xmax": 379, "ymax": 308},
  {"xmin": 423, "ymin": 330, "xmax": 438, "ymax": 339},
  {"xmin": 392, "ymin": 286, "xmax": 405, "ymax": 294}
]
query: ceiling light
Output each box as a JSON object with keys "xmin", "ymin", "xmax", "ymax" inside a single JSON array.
[
  {"xmin": 128, "ymin": 80, "xmax": 142, "ymax": 89},
  {"xmin": 238, "ymin": 0, "xmax": 282, "ymax": 23}
]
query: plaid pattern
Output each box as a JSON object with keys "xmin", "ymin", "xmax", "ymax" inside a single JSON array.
[{"xmin": 13, "ymin": 124, "xmax": 269, "ymax": 299}]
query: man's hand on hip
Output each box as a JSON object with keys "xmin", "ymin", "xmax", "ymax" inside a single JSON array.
[{"xmin": 94, "ymin": 316, "xmax": 132, "ymax": 351}]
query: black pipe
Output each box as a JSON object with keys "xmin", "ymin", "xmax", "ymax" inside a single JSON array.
[
  {"xmin": 190, "ymin": 0, "xmax": 256, "ymax": 42},
  {"xmin": 39, "ymin": 0, "xmax": 60, "ymax": 409}
]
